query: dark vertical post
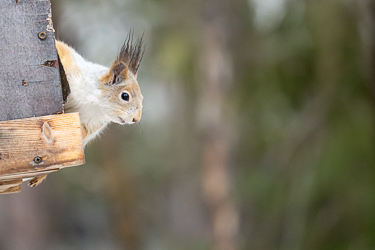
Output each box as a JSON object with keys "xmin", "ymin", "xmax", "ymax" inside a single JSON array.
[
  {"xmin": 0, "ymin": 0, "xmax": 84, "ymax": 194},
  {"xmin": 0, "ymin": 0, "xmax": 63, "ymax": 121}
]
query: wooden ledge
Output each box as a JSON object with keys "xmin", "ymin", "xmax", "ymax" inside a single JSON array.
[
  {"xmin": 0, "ymin": 113, "xmax": 85, "ymax": 193},
  {"xmin": 0, "ymin": 179, "xmax": 22, "ymax": 194}
]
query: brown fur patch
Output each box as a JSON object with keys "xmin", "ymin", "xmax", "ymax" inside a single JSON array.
[
  {"xmin": 81, "ymin": 124, "xmax": 88, "ymax": 139},
  {"xmin": 100, "ymin": 72, "xmax": 112, "ymax": 85},
  {"xmin": 100, "ymin": 62, "xmax": 129, "ymax": 85},
  {"xmin": 55, "ymin": 41, "xmax": 81, "ymax": 75},
  {"xmin": 121, "ymin": 68, "xmax": 129, "ymax": 81}
]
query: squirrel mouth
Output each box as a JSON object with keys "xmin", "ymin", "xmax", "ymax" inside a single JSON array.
[{"xmin": 118, "ymin": 117, "xmax": 126, "ymax": 124}]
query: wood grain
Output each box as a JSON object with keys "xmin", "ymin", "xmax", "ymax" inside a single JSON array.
[
  {"xmin": 0, "ymin": 1, "xmax": 85, "ymax": 194},
  {"xmin": 0, "ymin": 179, "xmax": 22, "ymax": 194},
  {"xmin": 0, "ymin": 0, "xmax": 63, "ymax": 121},
  {"xmin": 0, "ymin": 113, "xmax": 85, "ymax": 181}
]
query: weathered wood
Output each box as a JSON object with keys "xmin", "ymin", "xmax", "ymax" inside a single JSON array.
[
  {"xmin": 0, "ymin": 169, "xmax": 59, "ymax": 182},
  {"xmin": 0, "ymin": 112, "xmax": 85, "ymax": 180},
  {"xmin": 0, "ymin": 179, "xmax": 22, "ymax": 194},
  {"xmin": 0, "ymin": 1, "xmax": 85, "ymax": 194},
  {"xmin": 0, "ymin": 0, "xmax": 63, "ymax": 121}
]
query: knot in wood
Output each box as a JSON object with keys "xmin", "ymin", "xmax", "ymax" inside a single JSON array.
[
  {"xmin": 41, "ymin": 121, "xmax": 53, "ymax": 144},
  {"xmin": 43, "ymin": 60, "xmax": 58, "ymax": 68}
]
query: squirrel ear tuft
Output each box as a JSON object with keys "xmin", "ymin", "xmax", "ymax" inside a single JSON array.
[
  {"xmin": 109, "ymin": 61, "xmax": 128, "ymax": 85},
  {"xmin": 118, "ymin": 30, "xmax": 145, "ymax": 76}
]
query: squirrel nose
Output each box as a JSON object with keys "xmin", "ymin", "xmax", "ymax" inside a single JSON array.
[
  {"xmin": 132, "ymin": 106, "xmax": 142, "ymax": 123},
  {"xmin": 132, "ymin": 117, "xmax": 140, "ymax": 123}
]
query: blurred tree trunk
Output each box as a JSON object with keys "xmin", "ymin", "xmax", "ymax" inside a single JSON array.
[
  {"xmin": 199, "ymin": 0, "xmax": 239, "ymax": 249},
  {"xmin": 1, "ymin": 185, "xmax": 50, "ymax": 250},
  {"xmin": 354, "ymin": 0, "xmax": 375, "ymax": 103},
  {"xmin": 97, "ymin": 125, "xmax": 143, "ymax": 250}
]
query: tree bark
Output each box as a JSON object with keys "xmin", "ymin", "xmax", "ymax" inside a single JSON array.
[{"xmin": 199, "ymin": 0, "xmax": 239, "ymax": 249}]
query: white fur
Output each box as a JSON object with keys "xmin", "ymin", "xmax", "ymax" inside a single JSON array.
[{"xmin": 63, "ymin": 50, "xmax": 111, "ymax": 146}]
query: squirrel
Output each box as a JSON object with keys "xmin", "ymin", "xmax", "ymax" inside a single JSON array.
[{"xmin": 28, "ymin": 34, "xmax": 145, "ymax": 187}]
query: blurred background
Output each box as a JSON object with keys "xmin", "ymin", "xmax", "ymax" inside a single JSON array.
[{"xmin": 1, "ymin": 0, "xmax": 375, "ymax": 249}]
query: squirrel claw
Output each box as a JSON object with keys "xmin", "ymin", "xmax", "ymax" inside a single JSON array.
[{"xmin": 28, "ymin": 174, "xmax": 47, "ymax": 187}]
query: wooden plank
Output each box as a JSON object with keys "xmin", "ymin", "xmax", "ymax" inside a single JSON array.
[
  {"xmin": 0, "ymin": 169, "xmax": 59, "ymax": 182},
  {"xmin": 0, "ymin": 113, "xmax": 85, "ymax": 178},
  {"xmin": 0, "ymin": 0, "xmax": 63, "ymax": 121},
  {"xmin": 0, "ymin": 179, "xmax": 22, "ymax": 194}
]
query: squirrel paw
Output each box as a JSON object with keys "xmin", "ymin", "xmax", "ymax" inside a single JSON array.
[{"xmin": 28, "ymin": 174, "xmax": 47, "ymax": 187}]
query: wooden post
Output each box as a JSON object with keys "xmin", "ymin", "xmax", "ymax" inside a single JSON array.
[
  {"xmin": 0, "ymin": 0, "xmax": 84, "ymax": 194},
  {"xmin": 0, "ymin": 0, "xmax": 63, "ymax": 120}
]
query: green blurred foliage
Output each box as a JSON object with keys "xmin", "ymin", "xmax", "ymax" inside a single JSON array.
[
  {"xmin": 235, "ymin": 0, "xmax": 375, "ymax": 249},
  {"xmin": 1, "ymin": 0, "xmax": 375, "ymax": 249}
]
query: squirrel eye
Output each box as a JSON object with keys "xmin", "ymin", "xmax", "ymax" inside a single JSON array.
[{"xmin": 121, "ymin": 92, "xmax": 130, "ymax": 101}]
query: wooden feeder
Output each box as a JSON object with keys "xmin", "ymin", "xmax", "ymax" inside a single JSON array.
[{"xmin": 0, "ymin": 0, "xmax": 85, "ymax": 194}]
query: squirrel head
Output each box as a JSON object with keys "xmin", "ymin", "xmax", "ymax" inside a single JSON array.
[{"xmin": 99, "ymin": 33, "xmax": 144, "ymax": 125}]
